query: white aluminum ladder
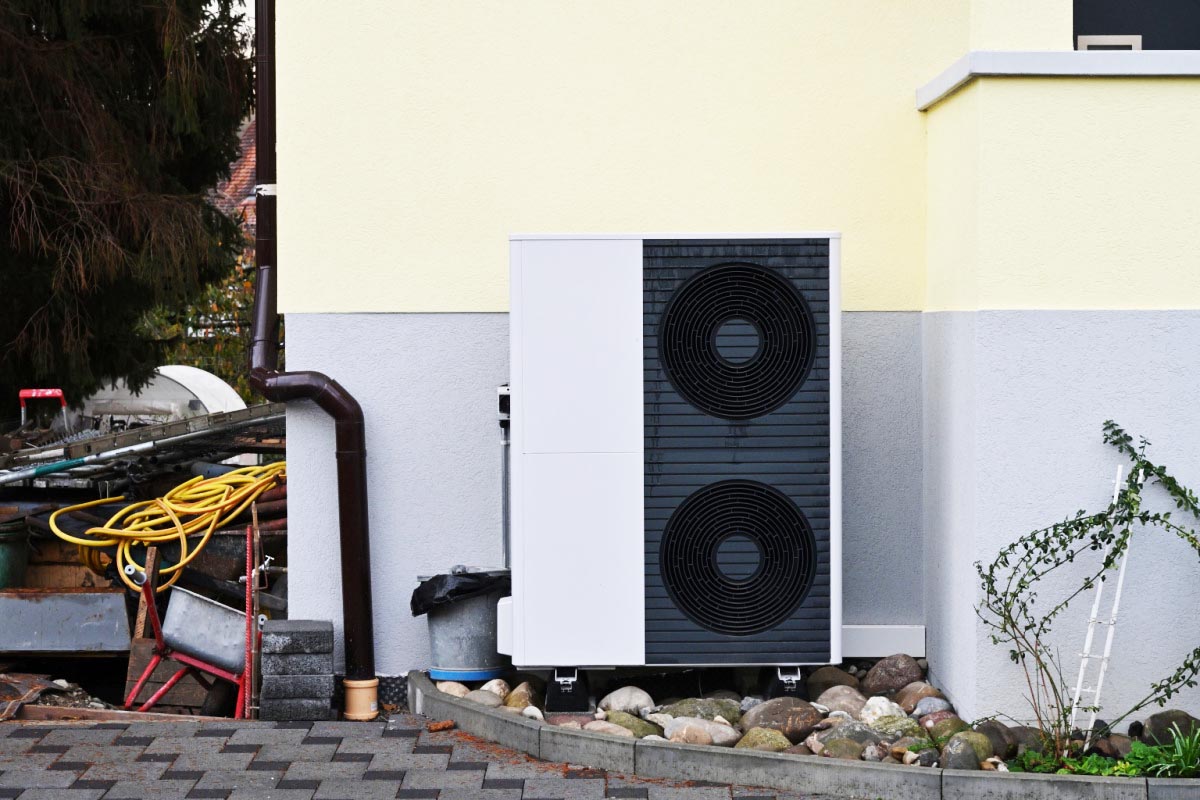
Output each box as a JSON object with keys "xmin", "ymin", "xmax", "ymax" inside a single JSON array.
[{"xmin": 1069, "ymin": 464, "xmax": 1141, "ymax": 737}]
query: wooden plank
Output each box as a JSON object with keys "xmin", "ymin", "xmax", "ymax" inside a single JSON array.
[
  {"xmin": 22, "ymin": 564, "xmax": 99, "ymax": 589},
  {"xmin": 123, "ymin": 638, "xmax": 208, "ymax": 708},
  {"xmin": 132, "ymin": 547, "xmax": 161, "ymax": 640}
]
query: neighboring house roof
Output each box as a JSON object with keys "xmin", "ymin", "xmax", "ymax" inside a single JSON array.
[{"xmin": 212, "ymin": 116, "xmax": 257, "ymax": 236}]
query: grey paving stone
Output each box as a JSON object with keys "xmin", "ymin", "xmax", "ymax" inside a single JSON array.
[
  {"xmin": 0, "ymin": 770, "xmax": 78, "ymax": 789},
  {"xmin": 367, "ymin": 752, "xmax": 450, "ymax": 771},
  {"xmin": 522, "ymin": 777, "xmax": 607, "ymax": 799},
  {"xmin": 170, "ymin": 751, "xmax": 256, "ymax": 772},
  {"xmin": 0, "ymin": 754, "xmax": 60, "ymax": 770},
  {"xmin": 483, "ymin": 762, "xmax": 561, "ymax": 780},
  {"xmin": 226, "ymin": 791, "xmax": 316, "ymax": 800},
  {"xmin": 192, "ymin": 769, "xmax": 282, "ymax": 791},
  {"xmin": 401, "ymin": 768, "xmax": 485, "ymax": 790},
  {"xmin": 144, "ymin": 738, "xmax": 227, "ymax": 754},
  {"xmin": 440, "ymin": 791, "xmax": 523, "ymax": 800},
  {"xmin": 647, "ymin": 789, "xmax": 732, "ymax": 800},
  {"xmin": 39, "ymin": 729, "xmax": 123, "ymax": 746},
  {"xmin": 226, "ymin": 728, "xmax": 311, "ymax": 745},
  {"xmin": 124, "ymin": 723, "xmax": 203, "ymax": 739},
  {"xmin": 311, "ymin": 778, "xmax": 403, "ymax": 799},
  {"xmin": 101, "ymin": 782, "xmax": 200, "ymax": 800},
  {"xmin": 306, "ymin": 722, "xmax": 385, "ymax": 739},
  {"xmin": 257, "ymin": 743, "xmax": 338, "ymax": 763},
  {"xmin": 334, "ymin": 737, "xmax": 414, "ymax": 755},
  {"xmin": 261, "ymin": 620, "xmax": 335, "ymax": 655},
  {"xmin": 78, "ymin": 760, "xmax": 170, "ymax": 782},
  {"xmin": 281, "ymin": 762, "xmax": 370, "ymax": 781},
  {"xmin": 14, "ymin": 790, "xmax": 105, "ymax": 800}
]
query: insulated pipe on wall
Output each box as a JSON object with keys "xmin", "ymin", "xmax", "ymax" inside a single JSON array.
[{"xmin": 250, "ymin": 0, "xmax": 378, "ymax": 716}]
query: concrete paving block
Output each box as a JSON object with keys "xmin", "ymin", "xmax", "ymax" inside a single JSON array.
[
  {"xmin": 261, "ymin": 673, "xmax": 336, "ymax": 700},
  {"xmin": 539, "ymin": 726, "xmax": 635, "ymax": 774},
  {"xmin": 1146, "ymin": 778, "xmax": 1200, "ymax": 800},
  {"xmin": 634, "ymin": 739, "xmax": 941, "ymax": 800},
  {"xmin": 259, "ymin": 698, "xmax": 338, "ymax": 721},
  {"xmin": 942, "ymin": 768, "xmax": 1147, "ymax": 800},
  {"xmin": 261, "ymin": 652, "xmax": 335, "ymax": 676},
  {"xmin": 262, "ymin": 620, "xmax": 335, "ymax": 654}
]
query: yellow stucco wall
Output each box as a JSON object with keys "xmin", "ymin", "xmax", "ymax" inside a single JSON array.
[
  {"xmin": 969, "ymin": 0, "xmax": 1071, "ymax": 51},
  {"xmin": 277, "ymin": 1, "xmax": 992, "ymax": 313},
  {"xmin": 926, "ymin": 77, "xmax": 1200, "ymax": 311}
]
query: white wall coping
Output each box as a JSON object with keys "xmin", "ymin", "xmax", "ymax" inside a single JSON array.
[{"xmin": 917, "ymin": 50, "xmax": 1200, "ymax": 111}]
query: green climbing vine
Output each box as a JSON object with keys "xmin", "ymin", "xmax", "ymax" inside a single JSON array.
[{"xmin": 976, "ymin": 421, "xmax": 1200, "ymax": 761}]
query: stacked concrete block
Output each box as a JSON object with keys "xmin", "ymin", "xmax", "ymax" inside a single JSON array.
[{"xmin": 260, "ymin": 619, "xmax": 337, "ymax": 720}]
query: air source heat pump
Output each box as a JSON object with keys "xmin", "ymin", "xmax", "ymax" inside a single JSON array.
[{"xmin": 507, "ymin": 234, "xmax": 840, "ymax": 669}]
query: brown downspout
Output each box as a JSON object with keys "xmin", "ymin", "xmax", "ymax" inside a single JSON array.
[{"xmin": 251, "ymin": 0, "xmax": 378, "ymax": 719}]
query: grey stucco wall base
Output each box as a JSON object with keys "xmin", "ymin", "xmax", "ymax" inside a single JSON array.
[{"xmin": 286, "ymin": 311, "xmax": 923, "ymax": 675}]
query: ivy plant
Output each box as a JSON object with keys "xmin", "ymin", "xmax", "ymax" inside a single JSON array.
[{"xmin": 976, "ymin": 421, "xmax": 1200, "ymax": 762}]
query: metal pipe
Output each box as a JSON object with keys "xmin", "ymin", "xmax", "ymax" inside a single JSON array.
[{"xmin": 250, "ymin": 0, "xmax": 377, "ymax": 691}]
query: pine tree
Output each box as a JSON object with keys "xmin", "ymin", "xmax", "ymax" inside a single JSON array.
[{"xmin": 0, "ymin": 0, "xmax": 252, "ymax": 418}]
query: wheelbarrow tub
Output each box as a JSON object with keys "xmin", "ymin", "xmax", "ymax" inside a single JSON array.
[{"xmin": 161, "ymin": 587, "xmax": 245, "ymax": 673}]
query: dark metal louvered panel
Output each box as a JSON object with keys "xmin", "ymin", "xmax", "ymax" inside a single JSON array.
[{"xmin": 644, "ymin": 239, "xmax": 831, "ymax": 665}]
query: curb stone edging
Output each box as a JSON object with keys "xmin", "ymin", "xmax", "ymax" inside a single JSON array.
[{"xmin": 407, "ymin": 671, "xmax": 1154, "ymax": 800}]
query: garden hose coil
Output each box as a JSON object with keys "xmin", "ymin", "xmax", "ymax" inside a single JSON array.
[{"xmin": 49, "ymin": 462, "xmax": 285, "ymax": 593}]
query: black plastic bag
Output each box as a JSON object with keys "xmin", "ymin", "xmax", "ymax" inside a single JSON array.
[{"xmin": 410, "ymin": 567, "xmax": 511, "ymax": 617}]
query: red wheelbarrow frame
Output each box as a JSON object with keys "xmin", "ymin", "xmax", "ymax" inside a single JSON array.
[{"xmin": 123, "ymin": 577, "xmax": 250, "ymax": 717}]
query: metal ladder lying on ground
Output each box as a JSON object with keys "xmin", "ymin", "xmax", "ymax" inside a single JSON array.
[{"xmin": 1069, "ymin": 464, "xmax": 1143, "ymax": 738}]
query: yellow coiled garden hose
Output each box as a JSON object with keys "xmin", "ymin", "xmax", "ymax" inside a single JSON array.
[{"xmin": 49, "ymin": 462, "xmax": 286, "ymax": 593}]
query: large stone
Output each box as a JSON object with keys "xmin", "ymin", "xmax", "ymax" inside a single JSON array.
[
  {"xmin": 941, "ymin": 736, "xmax": 981, "ymax": 770},
  {"xmin": 1009, "ymin": 726, "xmax": 1047, "ymax": 754},
  {"xmin": 436, "ymin": 681, "xmax": 470, "ymax": 698},
  {"xmin": 860, "ymin": 654, "xmax": 923, "ymax": 696},
  {"xmin": 816, "ymin": 685, "xmax": 867, "ymax": 718},
  {"xmin": 913, "ymin": 696, "xmax": 952, "ymax": 718},
  {"xmin": 663, "ymin": 716, "xmax": 741, "ymax": 747},
  {"xmin": 807, "ymin": 666, "xmax": 859, "ymax": 698},
  {"xmin": 668, "ymin": 724, "xmax": 712, "ymax": 746},
  {"xmin": 583, "ymin": 720, "xmax": 635, "ymax": 737},
  {"xmin": 894, "ymin": 681, "xmax": 943, "ymax": 713},
  {"xmin": 464, "ymin": 689, "xmax": 503, "ymax": 708},
  {"xmin": 929, "ymin": 717, "xmax": 969, "ymax": 741},
  {"xmin": 859, "ymin": 696, "xmax": 907, "ymax": 725},
  {"xmin": 504, "ymin": 681, "xmax": 537, "ymax": 710},
  {"xmin": 889, "ymin": 736, "xmax": 927, "ymax": 760},
  {"xmin": 605, "ymin": 711, "xmax": 662, "ymax": 739},
  {"xmin": 705, "ymin": 689, "xmax": 743, "ymax": 702},
  {"xmin": 913, "ymin": 748, "xmax": 940, "ymax": 767},
  {"xmin": 784, "ymin": 743, "xmax": 813, "ymax": 756},
  {"xmin": 949, "ymin": 731, "xmax": 993, "ymax": 762},
  {"xmin": 919, "ymin": 710, "xmax": 959, "ymax": 730},
  {"xmin": 816, "ymin": 721, "xmax": 882, "ymax": 748},
  {"xmin": 1142, "ymin": 710, "xmax": 1200, "ymax": 744},
  {"xmin": 738, "ymin": 697, "xmax": 823, "ymax": 744},
  {"xmin": 735, "ymin": 727, "xmax": 792, "ymax": 752},
  {"xmin": 479, "ymin": 679, "xmax": 510, "ymax": 700},
  {"xmin": 869, "ymin": 715, "xmax": 923, "ymax": 740},
  {"xmin": 822, "ymin": 738, "xmax": 865, "ymax": 760},
  {"xmin": 661, "ymin": 697, "xmax": 741, "ymax": 724},
  {"xmin": 974, "ymin": 720, "xmax": 1017, "ymax": 760},
  {"xmin": 598, "ymin": 686, "xmax": 654, "ymax": 716}
]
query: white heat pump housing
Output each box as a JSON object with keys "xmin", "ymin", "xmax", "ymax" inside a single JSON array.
[{"xmin": 509, "ymin": 234, "xmax": 841, "ymax": 668}]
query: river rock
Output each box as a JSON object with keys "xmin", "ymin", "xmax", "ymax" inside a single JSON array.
[
  {"xmin": 861, "ymin": 654, "xmax": 923, "ymax": 696},
  {"xmin": 894, "ymin": 681, "xmax": 943, "ymax": 713},
  {"xmin": 913, "ymin": 696, "xmax": 952, "ymax": 718},
  {"xmin": 644, "ymin": 735, "xmax": 667, "ymax": 742},
  {"xmin": 479, "ymin": 679, "xmax": 510, "ymax": 700},
  {"xmin": 817, "ymin": 685, "xmax": 867, "ymax": 718},
  {"xmin": 661, "ymin": 697, "xmax": 742, "ymax": 724},
  {"xmin": 584, "ymin": 720, "xmax": 635, "ymax": 737},
  {"xmin": 870, "ymin": 715, "xmax": 923, "ymax": 740},
  {"xmin": 705, "ymin": 689, "xmax": 743, "ymax": 702},
  {"xmin": 739, "ymin": 697, "xmax": 823, "ymax": 743},
  {"xmin": 859, "ymin": 696, "xmax": 907, "ymax": 725},
  {"xmin": 1142, "ymin": 710, "xmax": 1200, "ymax": 744},
  {"xmin": 919, "ymin": 710, "xmax": 959, "ymax": 730},
  {"xmin": 557, "ymin": 721, "xmax": 582, "ymax": 729},
  {"xmin": 599, "ymin": 686, "xmax": 655, "ymax": 716},
  {"xmin": 522, "ymin": 706, "xmax": 544, "ymax": 721},
  {"xmin": 605, "ymin": 711, "xmax": 662, "ymax": 738},
  {"xmin": 822, "ymin": 738, "xmax": 865, "ymax": 760},
  {"xmin": 740, "ymin": 696, "xmax": 765, "ymax": 713},
  {"xmin": 974, "ymin": 720, "xmax": 1017, "ymax": 760},
  {"xmin": 941, "ymin": 736, "xmax": 980, "ymax": 770},
  {"xmin": 504, "ymin": 681, "xmax": 536, "ymax": 710},
  {"xmin": 785, "ymin": 743, "xmax": 813, "ymax": 756},
  {"xmin": 1009, "ymin": 726, "xmax": 1047, "ymax": 754},
  {"xmin": 663, "ymin": 716, "xmax": 741, "ymax": 747},
  {"xmin": 889, "ymin": 736, "xmax": 927, "ymax": 759},
  {"xmin": 862, "ymin": 742, "xmax": 887, "ymax": 761},
  {"xmin": 914, "ymin": 748, "xmax": 940, "ymax": 767},
  {"xmin": 465, "ymin": 689, "xmax": 503, "ymax": 708},
  {"xmin": 929, "ymin": 717, "xmax": 969, "ymax": 741},
  {"xmin": 816, "ymin": 721, "xmax": 882, "ymax": 748},
  {"xmin": 645, "ymin": 713, "xmax": 673, "ymax": 728},
  {"xmin": 668, "ymin": 724, "xmax": 713, "ymax": 746},
  {"xmin": 807, "ymin": 666, "xmax": 859, "ymax": 698},
  {"xmin": 736, "ymin": 727, "xmax": 792, "ymax": 752},
  {"xmin": 436, "ymin": 681, "xmax": 470, "ymax": 698},
  {"xmin": 950, "ymin": 731, "xmax": 993, "ymax": 762},
  {"xmin": 546, "ymin": 712, "xmax": 595, "ymax": 727}
]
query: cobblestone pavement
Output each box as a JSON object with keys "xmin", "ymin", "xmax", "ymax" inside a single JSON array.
[{"xmin": 0, "ymin": 713, "xmax": 846, "ymax": 800}]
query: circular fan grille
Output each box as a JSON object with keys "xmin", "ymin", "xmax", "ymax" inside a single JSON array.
[
  {"xmin": 660, "ymin": 480, "xmax": 817, "ymax": 636},
  {"xmin": 658, "ymin": 263, "xmax": 817, "ymax": 420}
]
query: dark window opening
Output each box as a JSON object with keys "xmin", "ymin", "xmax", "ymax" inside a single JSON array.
[{"xmin": 1075, "ymin": 0, "xmax": 1200, "ymax": 50}]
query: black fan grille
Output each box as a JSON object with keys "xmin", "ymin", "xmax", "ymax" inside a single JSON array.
[
  {"xmin": 658, "ymin": 262, "xmax": 817, "ymax": 421},
  {"xmin": 659, "ymin": 480, "xmax": 817, "ymax": 637}
]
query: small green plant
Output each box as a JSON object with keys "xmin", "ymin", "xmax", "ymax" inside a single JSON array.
[
  {"xmin": 1124, "ymin": 724, "xmax": 1200, "ymax": 778},
  {"xmin": 976, "ymin": 421, "xmax": 1200, "ymax": 765}
]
